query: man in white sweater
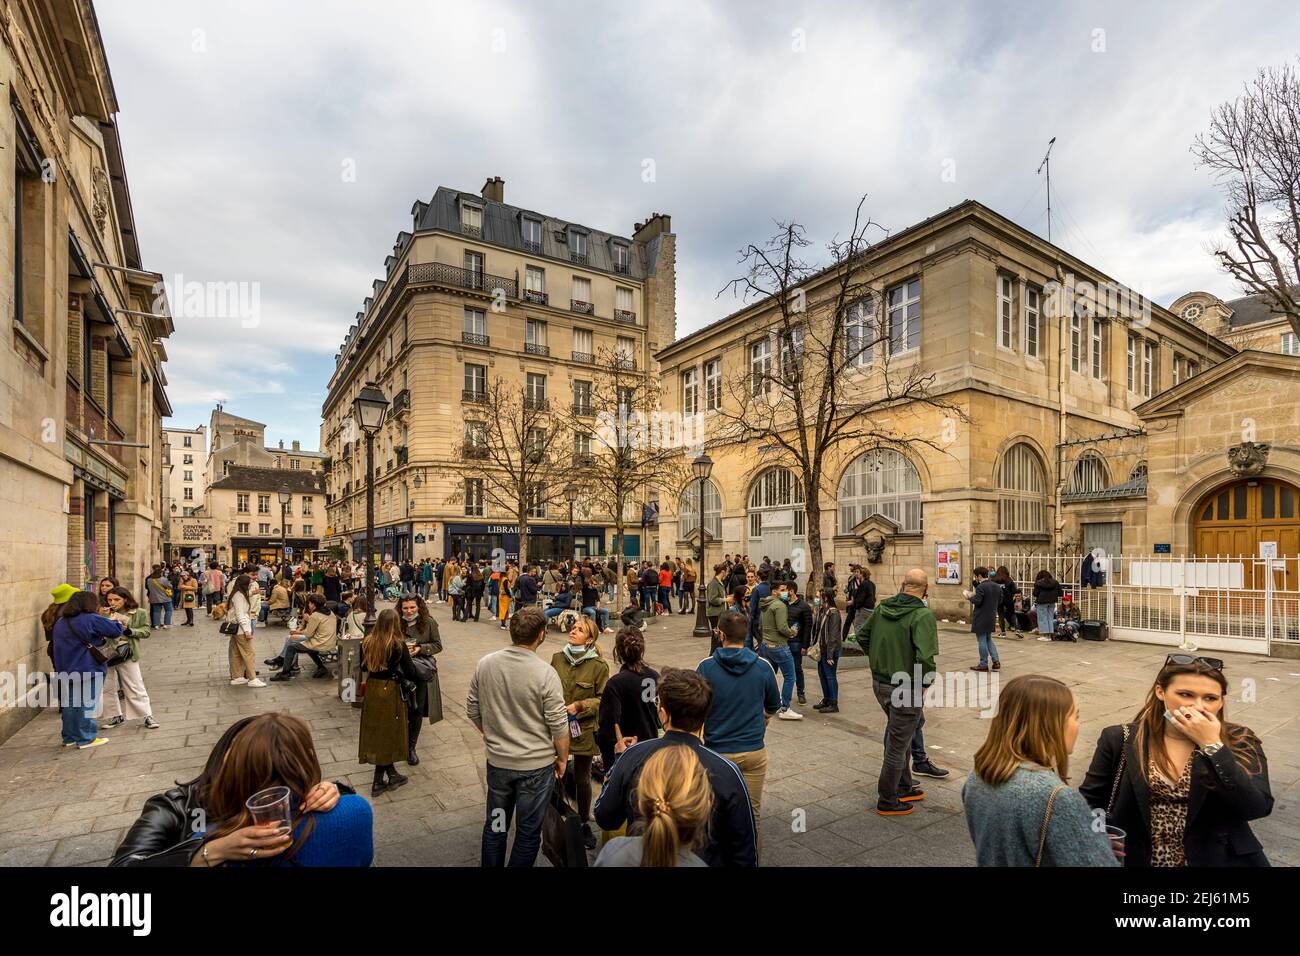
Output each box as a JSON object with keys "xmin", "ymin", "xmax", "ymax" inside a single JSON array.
[{"xmin": 467, "ymin": 605, "xmax": 569, "ymax": 867}]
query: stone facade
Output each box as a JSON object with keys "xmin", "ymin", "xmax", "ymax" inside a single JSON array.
[
  {"xmin": 321, "ymin": 178, "xmax": 676, "ymax": 566},
  {"xmin": 1, "ymin": 1, "xmax": 171, "ymax": 744}
]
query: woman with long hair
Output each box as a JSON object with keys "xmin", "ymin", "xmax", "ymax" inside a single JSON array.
[
  {"xmin": 102, "ymin": 587, "xmax": 159, "ymax": 730},
  {"xmin": 1080, "ymin": 655, "xmax": 1273, "ymax": 866},
  {"xmin": 194, "ymin": 713, "xmax": 371, "ymax": 867},
  {"xmin": 963, "ymin": 675, "xmax": 1116, "ymax": 866},
  {"xmin": 342, "ymin": 594, "xmax": 369, "ymax": 637},
  {"xmin": 594, "ymin": 745, "xmax": 713, "ymax": 867},
  {"xmin": 1031, "ymin": 570, "xmax": 1063, "ymax": 639},
  {"xmin": 994, "ymin": 566, "xmax": 1019, "ymax": 637},
  {"xmin": 178, "ymin": 570, "xmax": 199, "ymax": 626},
  {"xmin": 51, "ymin": 590, "xmax": 125, "ymax": 749},
  {"xmin": 113, "ymin": 715, "xmax": 351, "ymax": 866},
  {"xmin": 359, "ymin": 609, "xmax": 420, "ymax": 796},
  {"xmin": 398, "ymin": 593, "xmax": 442, "ymax": 765},
  {"xmin": 550, "ymin": 614, "xmax": 609, "ymax": 850},
  {"xmin": 596, "ymin": 627, "xmax": 660, "ymax": 771},
  {"xmin": 96, "ymin": 576, "xmax": 120, "ymax": 612},
  {"xmin": 225, "ymin": 574, "xmax": 263, "ymax": 687}
]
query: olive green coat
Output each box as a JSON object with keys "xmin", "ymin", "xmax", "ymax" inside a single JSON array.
[
  {"xmin": 549, "ymin": 650, "xmax": 609, "ymax": 757},
  {"xmin": 117, "ymin": 607, "xmax": 150, "ymax": 663}
]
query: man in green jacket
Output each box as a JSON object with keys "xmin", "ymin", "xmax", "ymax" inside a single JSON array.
[
  {"xmin": 759, "ymin": 582, "xmax": 802, "ymax": 719},
  {"xmin": 856, "ymin": 568, "xmax": 938, "ymax": 815}
]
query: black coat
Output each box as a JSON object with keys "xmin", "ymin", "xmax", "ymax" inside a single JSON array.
[
  {"xmin": 787, "ymin": 598, "xmax": 814, "ymax": 651},
  {"xmin": 848, "ymin": 577, "xmax": 876, "ymax": 614},
  {"xmin": 968, "ymin": 579, "xmax": 1001, "ymax": 633},
  {"xmin": 1080, "ymin": 723, "xmax": 1273, "ymax": 867},
  {"xmin": 1032, "ymin": 579, "xmax": 1063, "ymax": 606}
]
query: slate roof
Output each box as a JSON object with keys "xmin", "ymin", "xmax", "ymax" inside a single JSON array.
[
  {"xmin": 1062, "ymin": 474, "xmax": 1148, "ymax": 503},
  {"xmin": 208, "ymin": 465, "xmax": 324, "ymax": 494},
  {"xmin": 1225, "ymin": 291, "xmax": 1298, "ymax": 328}
]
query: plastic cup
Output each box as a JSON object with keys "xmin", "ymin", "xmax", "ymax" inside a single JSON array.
[
  {"xmin": 246, "ymin": 785, "xmax": 293, "ymax": 836},
  {"xmin": 1105, "ymin": 824, "xmax": 1126, "ymax": 860}
]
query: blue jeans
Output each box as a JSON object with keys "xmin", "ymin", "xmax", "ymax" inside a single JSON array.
[
  {"xmin": 1036, "ymin": 604, "xmax": 1054, "ymax": 634},
  {"xmin": 581, "ymin": 606, "xmax": 609, "ymax": 630},
  {"xmin": 657, "ymin": 585, "xmax": 672, "ymax": 612},
  {"xmin": 481, "ymin": 763, "xmax": 555, "ymax": 867},
  {"xmin": 976, "ymin": 631, "xmax": 1000, "ymax": 666},
  {"xmin": 544, "ymin": 606, "xmax": 569, "ymax": 621},
  {"xmin": 788, "ymin": 641, "xmax": 805, "ymax": 696},
  {"xmin": 817, "ymin": 649, "xmax": 841, "ymax": 702},
  {"xmin": 150, "ymin": 602, "xmax": 173, "ymax": 627},
  {"xmin": 640, "ymin": 587, "xmax": 655, "ymax": 614},
  {"xmin": 763, "ymin": 642, "xmax": 797, "ymax": 709},
  {"xmin": 258, "ymin": 602, "xmax": 270, "ymax": 623},
  {"xmin": 488, "ymin": 593, "xmax": 499, "ymax": 616},
  {"xmin": 59, "ymin": 672, "xmax": 103, "ymax": 746}
]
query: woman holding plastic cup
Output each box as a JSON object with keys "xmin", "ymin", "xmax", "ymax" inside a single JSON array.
[
  {"xmin": 1080, "ymin": 654, "xmax": 1273, "ymax": 867},
  {"xmin": 962, "ymin": 674, "xmax": 1117, "ymax": 866}
]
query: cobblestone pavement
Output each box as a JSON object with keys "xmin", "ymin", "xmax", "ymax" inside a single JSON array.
[{"xmin": 2, "ymin": 598, "xmax": 1298, "ymax": 867}]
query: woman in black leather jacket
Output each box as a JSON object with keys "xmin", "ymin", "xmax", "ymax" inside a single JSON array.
[{"xmin": 111, "ymin": 716, "xmax": 352, "ymax": 866}]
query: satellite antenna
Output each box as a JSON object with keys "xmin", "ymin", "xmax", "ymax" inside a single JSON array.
[{"xmin": 1036, "ymin": 137, "xmax": 1056, "ymax": 243}]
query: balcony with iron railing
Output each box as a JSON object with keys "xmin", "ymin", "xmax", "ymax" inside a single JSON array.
[
  {"xmin": 462, "ymin": 332, "xmax": 491, "ymax": 346},
  {"xmin": 391, "ymin": 388, "xmax": 411, "ymax": 416},
  {"xmin": 461, "ymin": 388, "xmax": 488, "ymax": 404},
  {"xmin": 573, "ymin": 454, "xmax": 595, "ymax": 467},
  {"xmin": 571, "ymin": 350, "xmax": 594, "ymax": 364},
  {"xmin": 461, "ymin": 224, "xmax": 482, "ymax": 238},
  {"xmin": 570, "ymin": 251, "xmax": 589, "ymax": 266},
  {"xmin": 571, "ymin": 402, "xmax": 594, "ymax": 417},
  {"xmin": 523, "ymin": 240, "xmax": 543, "ymax": 255},
  {"xmin": 524, "ymin": 396, "xmax": 549, "ymax": 412},
  {"xmin": 523, "ymin": 289, "xmax": 548, "ymax": 306},
  {"xmin": 461, "ymin": 443, "xmax": 490, "ymax": 461},
  {"xmin": 407, "ymin": 261, "xmax": 519, "ymax": 299},
  {"xmin": 613, "ymin": 261, "xmax": 630, "ymax": 275},
  {"xmin": 614, "ymin": 354, "xmax": 638, "ymax": 371},
  {"xmin": 525, "ymin": 342, "xmax": 550, "ymax": 356},
  {"xmin": 570, "ymin": 300, "xmax": 593, "ymax": 315},
  {"xmin": 614, "ymin": 309, "xmax": 637, "ymax": 325}
]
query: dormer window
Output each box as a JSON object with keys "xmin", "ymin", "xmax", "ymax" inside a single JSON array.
[
  {"xmin": 612, "ymin": 243, "xmax": 630, "ymax": 274},
  {"xmin": 522, "ymin": 218, "xmax": 542, "ymax": 254},
  {"xmin": 461, "ymin": 203, "xmax": 483, "ymax": 237},
  {"xmin": 569, "ymin": 230, "xmax": 588, "ymax": 264}
]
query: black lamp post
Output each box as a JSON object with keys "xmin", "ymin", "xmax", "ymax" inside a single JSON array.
[
  {"xmin": 564, "ymin": 482, "xmax": 579, "ymax": 564},
  {"xmin": 353, "ymin": 382, "xmax": 390, "ymax": 629},
  {"xmin": 277, "ymin": 486, "xmax": 291, "ymax": 568},
  {"xmin": 691, "ymin": 453, "xmax": 713, "ymax": 638}
]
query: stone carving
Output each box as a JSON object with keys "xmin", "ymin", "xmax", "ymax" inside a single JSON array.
[
  {"xmin": 92, "ymin": 167, "xmax": 111, "ymax": 235},
  {"xmin": 1227, "ymin": 441, "xmax": 1270, "ymax": 477},
  {"xmin": 863, "ymin": 533, "xmax": 887, "ymax": 564}
]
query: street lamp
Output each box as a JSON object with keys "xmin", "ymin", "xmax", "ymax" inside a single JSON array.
[
  {"xmin": 277, "ymin": 486, "xmax": 292, "ymax": 570},
  {"xmin": 691, "ymin": 453, "xmax": 713, "ymax": 638},
  {"xmin": 564, "ymin": 482, "xmax": 579, "ymax": 564},
  {"xmin": 353, "ymin": 382, "xmax": 390, "ymax": 629}
]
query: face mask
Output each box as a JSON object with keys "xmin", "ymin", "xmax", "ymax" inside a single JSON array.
[
  {"xmin": 813, "ymin": 598, "xmax": 821, "ymax": 606},
  {"xmin": 780, "ymin": 592, "xmax": 790, "ymax": 602},
  {"xmin": 402, "ymin": 611, "xmax": 417, "ymax": 623}
]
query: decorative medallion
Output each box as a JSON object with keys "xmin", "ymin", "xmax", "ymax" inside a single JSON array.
[{"xmin": 1227, "ymin": 441, "xmax": 1271, "ymax": 477}]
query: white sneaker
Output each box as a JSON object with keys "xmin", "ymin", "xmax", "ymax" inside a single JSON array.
[
  {"xmin": 230, "ymin": 677, "xmax": 248, "ymax": 685},
  {"xmin": 247, "ymin": 678, "xmax": 267, "ymax": 688},
  {"xmin": 777, "ymin": 708, "xmax": 804, "ymax": 720},
  {"xmin": 1037, "ymin": 636, "xmax": 1052, "ymax": 642}
]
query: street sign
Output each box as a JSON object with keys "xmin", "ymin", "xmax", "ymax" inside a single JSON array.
[{"xmin": 284, "ymin": 546, "xmax": 294, "ymax": 558}]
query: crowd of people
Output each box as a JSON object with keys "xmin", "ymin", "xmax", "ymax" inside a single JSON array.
[{"xmin": 34, "ymin": 547, "xmax": 1276, "ymax": 869}]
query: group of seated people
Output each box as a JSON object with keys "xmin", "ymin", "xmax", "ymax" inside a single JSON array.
[{"xmin": 263, "ymin": 593, "xmax": 368, "ymax": 682}]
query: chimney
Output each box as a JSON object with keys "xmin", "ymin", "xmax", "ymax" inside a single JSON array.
[
  {"xmin": 633, "ymin": 212, "xmax": 671, "ymax": 243},
  {"xmin": 278, "ymin": 440, "xmax": 284, "ymax": 449},
  {"xmin": 481, "ymin": 176, "xmax": 504, "ymax": 204},
  {"xmin": 292, "ymin": 440, "xmax": 301, "ymax": 451}
]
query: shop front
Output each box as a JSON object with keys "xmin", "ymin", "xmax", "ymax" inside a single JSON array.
[
  {"xmin": 350, "ymin": 523, "xmax": 414, "ymax": 563},
  {"xmin": 443, "ymin": 522, "xmax": 606, "ymax": 563},
  {"xmin": 230, "ymin": 536, "xmax": 321, "ymax": 567}
]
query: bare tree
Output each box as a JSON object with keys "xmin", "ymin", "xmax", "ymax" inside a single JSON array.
[
  {"xmin": 443, "ymin": 375, "xmax": 576, "ymax": 568},
  {"xmin": 1194, "ymin": 59, "xmax": 1300, "ymax": 337},
  {"xmin": 715, "ymin": 197, "xmax": 968, "ymax": 596},
  {"xmin": 575, "ymin": 346, "xmax": 688, "ymax": 609}
]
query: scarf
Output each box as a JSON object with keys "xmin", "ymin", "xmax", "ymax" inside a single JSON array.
[{"xmin": 562, "ymin": 643, "xmax": 599, "ymax": 666}]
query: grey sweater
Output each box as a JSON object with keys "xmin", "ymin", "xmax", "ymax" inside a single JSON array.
[
  {"xmin": 594, "ymin": 836, "xmax": 708, "ymax": 868},
  {"xmin": 962, "ymin": 766, "xmax": 1118, "ymax": 867},
  {"xmin": 466, "ymin": 644, "xmax": 568, "ymax": 771}
]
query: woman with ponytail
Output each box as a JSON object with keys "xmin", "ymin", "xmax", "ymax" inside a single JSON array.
[
  {"xmin": 594, "ymin": 745, "xmax": 713, "ymax": 867},
  {"xmin": 595, "ymin": 627, "xmax": 661, "ymax": 771}
]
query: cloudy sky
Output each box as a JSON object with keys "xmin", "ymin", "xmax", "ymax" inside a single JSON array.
[{"xmin": 97, "ymin": 0, "xmax": 1298, "ymax": 448}]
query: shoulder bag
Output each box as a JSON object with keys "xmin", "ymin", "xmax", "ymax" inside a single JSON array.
[
  {"xmin": 1035, "ymin": 784, "xmax": 1069, "ymax": 867},
  {"xmin": 1107, "ymin": 724, "xmax": 1130, "ymax": 815}
]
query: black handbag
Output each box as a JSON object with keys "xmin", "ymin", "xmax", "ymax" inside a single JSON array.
[{"xmin": 541, "ymin": 776, "xmax": 589, "ymax": 868}]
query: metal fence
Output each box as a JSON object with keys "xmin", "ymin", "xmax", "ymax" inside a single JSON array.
[{"xmin": 976, "ymin": 553, "xmax": 1300, "ymax": 654}]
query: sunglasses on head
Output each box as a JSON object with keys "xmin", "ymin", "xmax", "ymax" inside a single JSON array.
[{"xmin": 1165, "ymin": 653, "xmax": 1225, "ymax": 672}]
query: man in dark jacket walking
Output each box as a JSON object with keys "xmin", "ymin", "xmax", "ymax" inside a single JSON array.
[
  {"xmin": 856, "ymin": 568, "xmax": 939, "ymax": 815},
  {"xmin": 515, "ymin": 566, "xmax": 539, "ymax": 608},
  {"xmin": 747, "ymin": 568, "xmax": 772, "ymax": 651},
  {"xmin": 594, "ymin": 667, "xmax": 758, "ymax": 867},
  {"xmin": 786, "ymin": 583, "xmax": 814, "ymax": 706},
  {"xmin": 965, "ymin": 566, "xmax": 1002, "ymax": 672},
  {"xmin": 842, "ymin": 566, "xmax": 876, "ymax": 642}
]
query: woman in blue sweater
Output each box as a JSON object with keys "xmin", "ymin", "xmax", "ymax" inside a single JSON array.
[
  {"xmin": 193, "ymin": 713, "xmax": 373, "ymax": 867},
  {"xmin": 962, "ymin": 674, "xmax": 1118, "ymax": 866},
  {"xmin": 52, "ymin": 590, "xmax": 125, "ymax": 749}
]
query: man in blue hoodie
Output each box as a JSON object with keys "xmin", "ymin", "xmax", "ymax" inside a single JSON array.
[{"xmin": 697, "ymin": 612, "xmax": 781, "ymax": 833}]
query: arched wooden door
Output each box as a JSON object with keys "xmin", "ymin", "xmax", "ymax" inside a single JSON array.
[{"xmin": 1192, "ymin": 478, "xmax": 1300, "ymax": 587}]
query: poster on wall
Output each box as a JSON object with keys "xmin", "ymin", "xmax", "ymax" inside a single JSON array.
[{"xmin": 936, "ymin": 541, "xmax": 962, "ymax": 584}]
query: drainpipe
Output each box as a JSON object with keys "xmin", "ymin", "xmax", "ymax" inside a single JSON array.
[{"xmin": 1054, "ymin": 264, "xmax": 1068, "ymax": 551}]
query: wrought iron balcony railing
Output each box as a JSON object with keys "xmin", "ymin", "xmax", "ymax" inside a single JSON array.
[
  {"xmin": 571, "ymin": 350, "xmax": 593, "ymax": 364},
  {"xmin": 571, "ymin": 402, "xmax": 594, "ymax": 416},
  {"xmin": 571, "ymin": 300, "xmax": 593, "ymax": 315},
  {"xmin": 462, "ymin": 332, "xmax": 490, "ymax": 346},
  {"xmin": 523, "ymin": 289, "xmax": 548, "ymax": 305},
  {"xmin": 408, "ymin": 261, "xmax": 518, "ymax": 299},
  {"xmin": 525, "ymin": 343, "xmax": 550, "ymax": 356},
  {"xmin": 524, "ymin": 396, "xmax": 549, "ymax": 412},
  {"xmin": 461, "ymin": 389, "xmax": 488, "ymax": 404},
  {"xmin": 614, "ymin": 309, "xmax": 637, "ymax": 324}
]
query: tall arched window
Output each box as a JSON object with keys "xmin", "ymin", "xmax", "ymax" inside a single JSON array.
[
  {"xmin": 997, "ymin": 443, "xmax": 1046, "ymax": 533},
  {"xmin": 1068, "ymin": 453, "xmax": 1109, "ymax": 495},
  {"xmin": 746, "ymin": 467, "xmax": 805, "ymax": 560},
  {"xmin": 679, "ymin": 479, "xmax": 722, "ymax": 541},
  {"xmin": 837, "ymin": 448, "xmax": 922, "ymax": 533}
]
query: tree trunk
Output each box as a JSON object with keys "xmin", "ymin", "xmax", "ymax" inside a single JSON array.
[
  {"xmin": 805, "ymin": 497, "xmax": 824, "ymax": 601},
  {"xmin": 517, "ymin": 506, "xmax": 529, "ymax": 568}
]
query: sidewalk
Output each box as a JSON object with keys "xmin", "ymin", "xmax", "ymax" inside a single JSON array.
[{"xmin": 1, "ymin": 600, "xmax": 1297, "ymax": 866}]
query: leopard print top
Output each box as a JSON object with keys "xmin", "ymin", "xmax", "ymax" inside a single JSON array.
[{"xmin": 1148, "ymin": 758, "xmax": 1193, "ymax": 867}]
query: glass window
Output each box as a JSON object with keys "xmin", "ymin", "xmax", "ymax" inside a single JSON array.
[
  {"xmin": 616, "ymin": 287, "xmax": 634, "ymax": 312},
  {"xmin": 569, "ymin": 231, "xmax": 588, "ymax": 260},
  {"xmin": 463, "ymin": 308, "xmax": 486, "ymax": 336},
  {"xmin": 844, "ymin": 296, "xmax": 874, "ymax": 368},
  {"xmin": 526, "ymin": 372, "xmax": 546, "ymax": 403},
  {"xmin": 526, "ymin": 319, "xmax": 547, "ymax": 348},
  {"xmin": 1282, "ymin": 333, "xmax": 1300, "ymax": 356},
  {"xmin": 1068, "ymin": 454, "xmax": 1109, "ymax": 495},
  {"xmin": 837, "ymin": 449, "xmax": 923, "ymax": 533},
  {"xmin": 1091, "ymin": 317, "xmax": 1104, "ymax": 380},
  {"xmin": 572, "ymin": 276, "xmax": 592, "ymax": 304},
  {"xmin": 464, "ymin": 363, "xmax": 486, "ymax": 395},
  {"xmin": 1262, "ymin": 483, "xmax": 1276, "ymax": 519},
  {"xmin": 522, "ymin": 219, "xmax": 542, "ymax": 250},
  {"xmin": 886, "ymin": 279, "xmax": 921, "ymax": 354},
  {"xmin": 704, "ymin": 359, "xmax": 722, "ymax": 411},
  {"xmin": 461, "ymin": 204, "xmax": 482, "ymax": 232},
  {"xmin": 573, "ymin": 328, "xmax": 593, "ymax": 355},
  {"xmin": 1142, "ymin": 340, "xmax": 1154, "ymax": 397},
  {"xmin": 682, "ymin": 367, "xmax": 699, "ymax": 416},
  {"xmin": 750, "ymin": 338, "xmax": 773, "ymax": 396},
  {"xmin": 679, "ymin": 478, "xmax": 723, "ymax": 540},
  {"xmin": 465, "ymin": 478, "xmax": 484, "ymax": 517},
  {"xmin": 1024, "ymin": 287, "xmax": 1040, "ymax": 358},
  {"xmin": 997, "ymin": 275, "xmax": 1015, "ymax": 350},
  {"xmin": 1070, "ymin": 309, "xmax": 1082, "ymax": 373},
  {"xmin": 1233, "ymin": 484, "xmax": 1247, "ymax": 519},
  {"xmin": 997, "ymin": 443, "xmax": 1046, "ymax": 533},
  {"xmin": 525, "ymin": 265, "xmax": 545, "ymax": 293}
]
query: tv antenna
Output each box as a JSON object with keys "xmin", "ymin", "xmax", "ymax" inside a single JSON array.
[{"xmin": 1036, "ymin": 137, "xmax": 1056, "ymax": 243}]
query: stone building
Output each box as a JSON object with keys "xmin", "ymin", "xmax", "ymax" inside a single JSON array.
[
  {"xmin": 652, "ymin": 200, "xmax": 1246, "ymax": 619},
  {"xmin": 1, "ymin": 0, "xmax": 172, "ymax": 743},
  {"xmin": 203, "ymin": 464, "xmax": 324, "ymax": 567},
  {"xmin": 320, "ymin": 177, "xmax": 676, "ymax": 564}
]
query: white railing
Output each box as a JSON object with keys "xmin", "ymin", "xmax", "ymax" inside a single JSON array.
[{"xmin": 976, "ymin": 553, "xmax": 1300, "ymax": 654}]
